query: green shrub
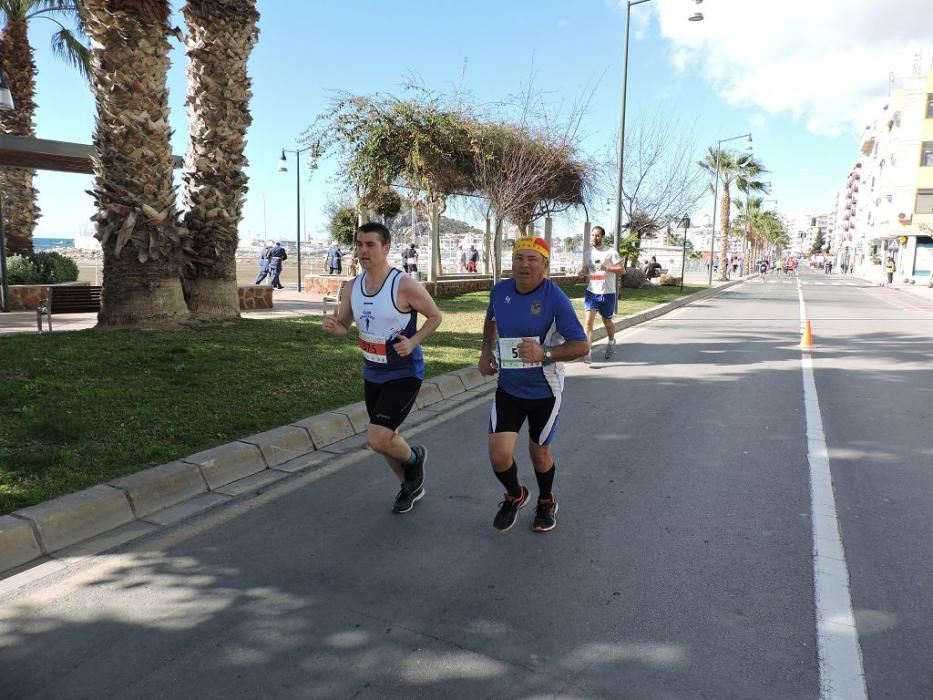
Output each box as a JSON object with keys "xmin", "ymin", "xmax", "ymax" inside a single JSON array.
[
  {"xmin": 6, "ymin": 255, "xmax": 40, "ymax": 284},
  {"xmin": 5, "ymin": 252, "xmax": 79, "ymax": 285}
]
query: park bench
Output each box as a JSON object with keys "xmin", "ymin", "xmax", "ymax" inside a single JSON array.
[{"xmin": 36, "ymin": 285, "xmax": 102, "ymax": 333}]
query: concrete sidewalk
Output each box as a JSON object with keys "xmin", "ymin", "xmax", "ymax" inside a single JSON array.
[
  {"xmin": 0, "ymin": 289, "xmax": 328, "ymax": 335},
  {"xmin": 0, "ymin": 278, "xmax": 746, "ymax": 585}
]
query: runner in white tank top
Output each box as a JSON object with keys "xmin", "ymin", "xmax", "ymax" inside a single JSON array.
[{"xmin": 323, "ymin": 223, "xmax": 443, "ymax": 514}]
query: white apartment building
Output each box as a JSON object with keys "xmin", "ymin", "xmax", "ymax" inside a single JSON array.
[{"xmin": 835, "ymin": 63, "xmax": 933, "ymax": 282}]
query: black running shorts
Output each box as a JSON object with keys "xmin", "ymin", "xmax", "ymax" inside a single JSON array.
[
  {"xmin": 489, "ymin": 388, "xmax": 560, "ymax": 445},
  {"xmin": 364, "ymin": 377, "xmax": 422, "ymax": 431}
]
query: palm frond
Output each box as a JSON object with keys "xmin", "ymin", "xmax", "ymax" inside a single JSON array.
[
  {"xmin": 30, "ymin": 0, "xmax": 79, "ymax": 14},
  {"xmin": 50, "ymin": 26, "xmax": 90, "ymax": 80}
]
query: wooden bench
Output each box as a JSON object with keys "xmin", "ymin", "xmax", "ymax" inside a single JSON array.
[{"xmin": 36, "ymin": 285, "xmax": 102, "ymax": 333}]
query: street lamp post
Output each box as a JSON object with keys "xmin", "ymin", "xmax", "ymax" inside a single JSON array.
[
  {"xmin": 680, "ymin": 215, "xmax": 690, "ymax": 290},
  {"xmin": 615, "ymin": 0, "xmax": 702, "ymax": 295},
  {"xmin": 707, "ymin": 132, "xmax": 753, "ymax": 286},
  {"xmin": 278, "ymin": 147, "xmax": 310, "ymax": 292}
]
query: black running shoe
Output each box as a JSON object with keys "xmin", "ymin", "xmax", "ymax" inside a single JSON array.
[
  {"xmin": 493, "ymin": 485, "xmax": 529, "ymax": 532},
  {"xmin": 392, "ymin": 482, "xmax": 425, "ymax": 514},
  {"xmin": 404, "ymin": 445, "xmax": 427, "ymax": 492},
  {"xmin": 532, "ymin": 495, "xmax": 558, "ymax": 532}
]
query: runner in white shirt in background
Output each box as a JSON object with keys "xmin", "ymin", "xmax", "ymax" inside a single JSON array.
[{"xmin": 581, "ymin": 226, "xmax": 626, "ymax": 362}]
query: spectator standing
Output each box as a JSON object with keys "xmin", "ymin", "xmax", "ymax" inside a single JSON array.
[
  {"xmin": 326, "ymin": 242, "xmax": 344, "ymax": 275},
  {"xmin": 468, "ymin": 245, "xmax": 479, "ymax": 273},
  {"xmin": 458, "ymin": 245, "xmax": 467, "ymax": 272},
  {"xmin": 885, "ymin": 256, "xmax": 895, "ymax": 286},
  {"xmin": 405, "ymin": 244, "xmax": 419, "ymax": 276}
]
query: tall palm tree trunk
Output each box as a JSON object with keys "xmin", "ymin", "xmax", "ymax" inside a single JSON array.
[
  {"xmin": 0, "ymin": 17, "xmax": 39, "ymax": 254},
  {"xmin": 180, "ymin": 0, "xmax": 259, "ymax": 320},
  {"xmin": 84, "ymin": 0, "xmax": 189, "ymax": 327},
  {"xmin": 717, "ymin": 186, "xmax": 731, "ymax": 281}
]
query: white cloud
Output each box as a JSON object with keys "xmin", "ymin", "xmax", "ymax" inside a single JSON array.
[
  {"xmin": 651, "ymin": 0, "xmax": 933, "ymax": 136},
  {"xmin": 750, "ymin": 113, "xmax": 768, "ymax": 135}
]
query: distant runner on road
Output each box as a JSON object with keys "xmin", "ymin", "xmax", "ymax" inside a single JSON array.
[
  {"xmin": 479, "ymin": 237, "xmax": 589, "ymax": 533},
  {"xmin": 323, "ymin": 223, "xmax": 443, "ymax": 513},
  {"xmin": 582, "ymin": 226, "xmax": 626, "ymax": 362}
]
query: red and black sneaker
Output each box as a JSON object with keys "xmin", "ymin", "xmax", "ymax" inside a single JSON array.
[
  {"xmin": 493, "ymin": 485, "xmax": 529, "ymax": 532},
  {"xmin": 532, "ymin": 495, "xmax": 558, "ymax": 532}
]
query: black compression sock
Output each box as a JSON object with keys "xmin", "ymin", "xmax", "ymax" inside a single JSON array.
[
  {"xmin": 535, "ymin": 463, "xmax": 555, "ymax": 500},
  {"xmin": 494, "ymin": 461, "xmax": 522, "ymax": 499}
]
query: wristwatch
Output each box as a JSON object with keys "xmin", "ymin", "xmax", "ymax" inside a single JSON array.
[{"xmin": 543, "ymin": 347, "xmax": 553, "ymax": 365}]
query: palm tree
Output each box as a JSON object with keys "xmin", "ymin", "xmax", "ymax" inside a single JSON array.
[
  {"xmin": 699, "ymin": 148, "xmax": 768, "ymax": 281},
  {"xmin": 734, "ymin": 195, "xmax": 764, "ymax": 274},
  {"xmin": 0, "ymin": 0, "xmax": 88, "ymax": 254},
  {"xmin": 83, "ymin": 0, "xmax": 189, "ymax": 326},
  {"xmin": 756, "ymin": 210, "xmax": 787, "ymax": 261},
  {"xmin": 179, "ymin": 0, "xmax": 259, "ymax": 320}
]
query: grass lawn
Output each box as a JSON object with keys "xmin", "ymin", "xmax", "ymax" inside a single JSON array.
[{"xmin": 0, "ymin": 283, "xmax": 703, "ymax": 514}]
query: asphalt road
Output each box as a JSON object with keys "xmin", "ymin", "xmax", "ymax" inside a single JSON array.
[{"xmin": 1, "ymin": 268, "xmax": 931, "ymax": 699}]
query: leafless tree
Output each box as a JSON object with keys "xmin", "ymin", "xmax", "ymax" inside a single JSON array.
[{"xmin": 598, "ymin": 111, "xmax": 706, "ymax": 257}]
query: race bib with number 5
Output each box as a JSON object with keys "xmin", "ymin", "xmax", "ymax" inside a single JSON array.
[{"xmin": 498, "ymin": 337, "xmax": 542, "ymax": 369}]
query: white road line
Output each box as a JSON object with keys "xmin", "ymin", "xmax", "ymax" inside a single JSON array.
[{"xmin": 796, "ymin": 278, "xmax": 868, "ymax": 700}]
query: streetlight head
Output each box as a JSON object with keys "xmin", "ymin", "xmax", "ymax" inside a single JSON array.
[
  {"xmin": 745, "ymin": 135, "xmax": 754, "ymax": 151},
  {"xmin": 277, "ymin": 149, "xmax": 288, "ymax": 172},
  {"xmin": 0, "ymin": 70, "xmax": 14, "ymax": 111}
]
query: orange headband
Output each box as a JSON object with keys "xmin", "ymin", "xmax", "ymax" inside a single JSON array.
[{"xmin": 512, "ymin": 236, "xmax": 550, "ymax": 260}]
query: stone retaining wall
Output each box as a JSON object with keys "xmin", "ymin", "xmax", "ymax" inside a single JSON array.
[
  {"xmin": 10, "ymin": 283, "xmax": 270, "ymax": 312},
  {"xmin": 238, "ymin": 285, "xmax": 273, "ymax": 310},
  {"xmin": 300, "ymin": 273, "xmax": 581, "ymax": 300},
  {"xmin": 6, "ymin": 282, "xmax": 89, "ymax": 311}
]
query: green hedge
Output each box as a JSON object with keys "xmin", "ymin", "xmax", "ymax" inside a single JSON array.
[{"xmin": 6, "ymin": 252, "xmax": 79, "ymax": 285}]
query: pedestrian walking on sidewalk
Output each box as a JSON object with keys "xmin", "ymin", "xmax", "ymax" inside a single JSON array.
[
  {"xmin": 479, "ymin": 236, "xmax": 589, "ymax": 533},
  {"xmin": 254, "ymin": 240, "xmax": 273, "ymax": 284},
  {"xmin": 581, "ymin": 226, "xmax": 626, "ymax": 362},
  {"xmin": 268, "ymin": 241, "xmax": 287, "ymax": 289},
  {"xmin": 322, "ymin": 223, "xmax": 443, "ymax": 513},
  {"xmin": 885, "ymin": 256, "xmax": 896, "ymax": 286}
]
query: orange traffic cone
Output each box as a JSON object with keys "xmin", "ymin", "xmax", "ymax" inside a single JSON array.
[{"xmin": 800, "ymin": 320, "xmax": 814, "ymax": 349}]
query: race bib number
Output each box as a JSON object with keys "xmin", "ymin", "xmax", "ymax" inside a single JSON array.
[
  {"xmin": 498, "ymin": 337, "xmax": 542, "ymax": 370},
  {"xmin": 589, "ymin": 273, "xmax": 606, "ymax": 281},
  {"xmin": 358, "ymin": 330, "xmax": 387, "ymax": 363}
]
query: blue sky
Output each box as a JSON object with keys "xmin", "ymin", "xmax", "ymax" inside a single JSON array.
[{"xmin": 22, "ymin": 0, "xmax": 933, "ymax": 241}]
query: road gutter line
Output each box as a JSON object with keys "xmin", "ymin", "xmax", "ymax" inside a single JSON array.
[{"xmin": 797, "ymin": 278, "xmax": 868, "ymax": 700}]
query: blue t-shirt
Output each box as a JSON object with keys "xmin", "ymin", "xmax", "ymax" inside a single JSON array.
[{"xmin": 486, "ymin": 278, "xmax": 586, "ymax": 400}]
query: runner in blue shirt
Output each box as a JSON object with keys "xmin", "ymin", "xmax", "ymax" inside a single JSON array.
[{"xmin": 478, "ymin": 237, "xmax": 589, "ymax": 532}]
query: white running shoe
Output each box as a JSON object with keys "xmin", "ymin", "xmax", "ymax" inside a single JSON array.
[{"xmin": 604, "ymin": 339, "xmax": 616, "ymax": 360}]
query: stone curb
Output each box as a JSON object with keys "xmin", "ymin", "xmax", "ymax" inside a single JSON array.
[
  {"xmin": 182, "ymin": 442, "xmax": 267, "ymax": 490},
  {"xmin": 110, "ymin": 461, "xmax": 208, "ymax": 520},
  {"xmin": 0, "ymin": 280, "xmax": 743, "ymax": 579},
  {"xmin": 11, "ymin": 485, "xmax": 136, "ymax": 556},
  {"xmin": 292, "ymin": 412, "xmax": 354, "ymax": 449}
]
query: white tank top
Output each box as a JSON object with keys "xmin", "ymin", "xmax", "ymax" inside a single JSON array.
[{"xmin": 350, "ymin": 268, "xmax": 423, "ymax": 381}]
